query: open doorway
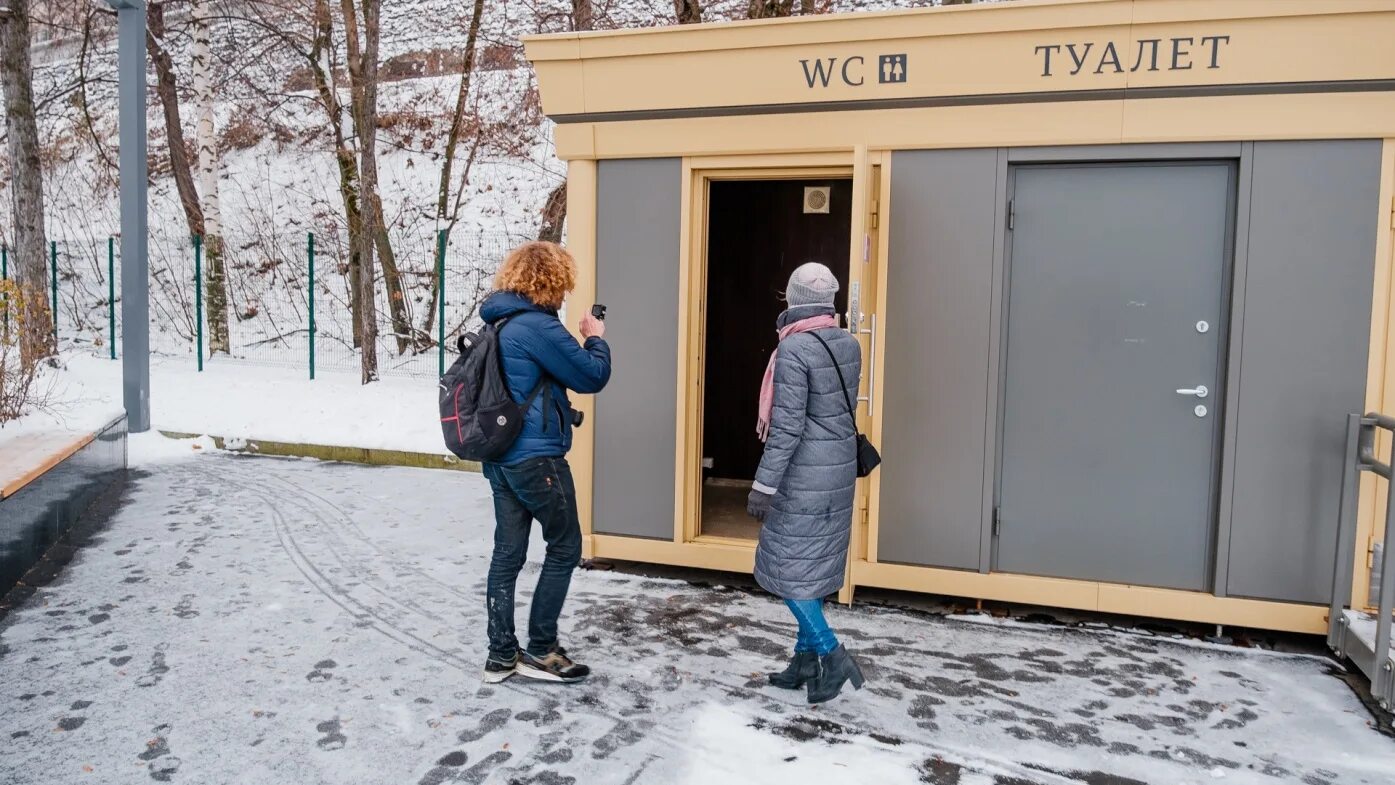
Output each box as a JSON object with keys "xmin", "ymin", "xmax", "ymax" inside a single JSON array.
[{"xmin": 699, "ymin": 177, "xmax": 852, "ymax": 539}]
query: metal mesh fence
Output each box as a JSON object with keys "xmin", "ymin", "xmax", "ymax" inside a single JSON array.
[{"xmin": 18, "ymin": 229, "xmax": 519, "ymax": 380}]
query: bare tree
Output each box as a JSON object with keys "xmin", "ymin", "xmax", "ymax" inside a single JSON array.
[
  {"xmin": 536, "ymin": 0, "xmax": 594, "ymax": 244},
  {"xmin": 0, "ymin": 0, "xmax": 56, "ymax": 363},
  {"xmin": 748, "ymin": 0, "xmax": 794, "ymax": 18},
  {"xmin": 192, "ymin": 0, "xmax": 230, "ymax": 354},
  {"xmin": 76, "ymin": 7, "xmax": 116, "ymax": 183},
  {"xmin": 340, "ymin": 0, "xmax": 382, "ymax": 382},
  {"xmin": 369, "ymin": 179, "xmax": 410, "ymax": 357},
  {"xmin": 675, "ymin": 0, "xmax": 701, "ymax": 24},
  {"xmin": 305, "ymin": 0, "xmax": 367, "ymax": 348},
  {"xmin": 571, "ymin": 0, "xmax": 591, "ymax": 31},
  {"xmin": 340, "ymin": 0, "xmax": 408, "ymax": 359},
  {"xmin": 423, "ymin": 0, "xmax": 485, "ymax": 349},
  {"xmin": 536, "ymin": 182, "xmax": 566, "ymax": 244},
  {"xmin": 148, "ymin": 2, "xmax": 233, "ymax": 361}
]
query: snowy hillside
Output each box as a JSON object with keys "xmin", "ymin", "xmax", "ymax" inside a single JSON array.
[{"xmin": 5, "ymin": 0, "xmax": 951, "ymax": 376}]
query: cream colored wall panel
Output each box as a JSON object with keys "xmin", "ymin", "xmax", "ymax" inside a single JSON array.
[
  {"xmin": 553, "ymin": 94, "xmax": 1395, "ymax": 161},
  {"xmin": 530, "ymin": 61, "xmax": 586, "ymax": 116},
  {"xmin": 1119, "ymin": 94, "xmax": 1395, "ymax": 143}
]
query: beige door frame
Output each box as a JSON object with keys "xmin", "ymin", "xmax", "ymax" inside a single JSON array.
[{"xmin": 674, "ymin": 153, "xmax": 888, "ymax": 561}]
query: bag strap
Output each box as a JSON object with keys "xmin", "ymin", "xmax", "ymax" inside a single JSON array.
[{"xmin": 809, "ymin": 331, "xmax": 858, "ymax": 432}]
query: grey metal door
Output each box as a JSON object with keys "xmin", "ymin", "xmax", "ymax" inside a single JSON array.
[{"xmin": 997, "ymin": 163, "xmax": 1233, "ymax": 591}]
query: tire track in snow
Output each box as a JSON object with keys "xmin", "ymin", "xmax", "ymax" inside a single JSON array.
[
  {"xmin": 198, "ymin": 462, "xmax": 478, "ymax": 672},
  {"xmin": 207, "ymin": 460, "xmax": 689, "ymax": 761},
  {"xmin": 259, "ymin": 468, "xmax": 488, "ymax": 607},
  {"xmin": 208, "ymin": 458, "xmax": 1091, "ymax": 785}
]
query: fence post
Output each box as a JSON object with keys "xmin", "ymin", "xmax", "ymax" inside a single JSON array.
[
  {"xmin": 194, "ymin": 234, "xmax": 203, "ymax": 371},
  {"xmin": 308, "ymin": 232, "xmax": 316, "ymax": 380},
  {"xmin": 108, "ymin": 237, "xmax": 116, "ymax": 360},
  {"xmin": 437, "ymin": 229, "xmax": 446, "ymax": 377},
  {"xmin": 49, "ymin": 240, "xmax": 58, "ymax": 336},
  {"xmin": 1, "ymin": 245, "xmax": 7, "ymax": 332}
]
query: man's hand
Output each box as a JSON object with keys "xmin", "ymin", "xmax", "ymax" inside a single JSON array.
[
  {"xmin": 746, "ymin": 489, "xmax": 772, "ymax": 522},
  {"xmin": 580, "ymin": 312, "xmax": 605, "ymax": 340}
]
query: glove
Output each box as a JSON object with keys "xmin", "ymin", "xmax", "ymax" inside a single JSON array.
[{"xmin": 746, "ymin": 489, "xmax": 773, "ymax": 522}]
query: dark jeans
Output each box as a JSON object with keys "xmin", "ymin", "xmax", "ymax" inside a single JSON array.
[
  {"xmin": 482, "ymin": 456, "xmax": 583, "ymax": 659},
  {"xmin": 785, "ymin": 598, "xmax": 839, "ymax": 656}
]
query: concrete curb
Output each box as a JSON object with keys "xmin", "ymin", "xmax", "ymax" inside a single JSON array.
[{"xmin": 158, "ymin": 431, "xmax": 481, "ymax": 473}]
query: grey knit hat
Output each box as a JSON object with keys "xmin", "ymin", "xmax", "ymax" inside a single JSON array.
[{"xmin": 785, "ymin": 262, "xmax": 839, "ymax": 307}]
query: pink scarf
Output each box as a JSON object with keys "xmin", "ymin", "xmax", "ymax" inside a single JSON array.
[{"xmin": 757, "ymin": 314, "xmax": 839, "ymax": 442}]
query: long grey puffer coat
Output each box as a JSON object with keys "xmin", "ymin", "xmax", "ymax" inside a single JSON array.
[{"xmin": 753, "ymin": 304, "xmax": 863, "ymax": 600}]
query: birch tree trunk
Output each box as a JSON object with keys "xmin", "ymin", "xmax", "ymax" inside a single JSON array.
[
  {"xmin": 0, "ymin": 0, "xmax": 56, "ymax": 363},
  {"xmin": 192, "ymin": 0, "xmax": 230, "ymax": 354},
  {"xmin": 341, "ymin": 0, "xmax": 381, "ymax": 382}
]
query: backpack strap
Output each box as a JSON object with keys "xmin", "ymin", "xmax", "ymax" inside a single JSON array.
[
  {"xmin": 492, "ymin": 314, "xmax": 551, "ymax": 421},
  {"xmin": 809, "ymin": 331, "xmax": 858, "ymax": 431}
]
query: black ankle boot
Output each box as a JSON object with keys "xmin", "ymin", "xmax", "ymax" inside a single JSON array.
[
  {"xmin": 806, "ymin": 645, "xmax": 866, "ymax": 704},
  {"xmin": 768, "ymin": 651, "xmax": 818, "ymax": 690}
]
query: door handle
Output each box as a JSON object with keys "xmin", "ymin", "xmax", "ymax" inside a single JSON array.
[
  {"xmin": 1176, "ymin": 385, "xmax": 1209, "ymax": 398},
  {"xmin": 856, "ymin": 313, "xmax": 877, "ymax": 417}
]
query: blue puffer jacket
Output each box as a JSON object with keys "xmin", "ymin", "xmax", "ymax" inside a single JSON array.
[{"xmin": 478, "ymin": 290, "xmax": 612, "ymax": 466}]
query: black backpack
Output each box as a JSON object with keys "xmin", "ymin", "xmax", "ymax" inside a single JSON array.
[{"xmin": 439, "ymin": 318, "xmax": 545, "ymax": 462}]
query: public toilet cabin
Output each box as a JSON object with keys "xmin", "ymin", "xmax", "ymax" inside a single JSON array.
[{"xmin": 522, "ymin": 0, "xmax": 1395, "ymax": 634}]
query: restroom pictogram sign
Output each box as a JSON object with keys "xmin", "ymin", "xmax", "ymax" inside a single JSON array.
[{"xmin": 879, "ymin": 54, "xmax": 908, "ymax": 83}]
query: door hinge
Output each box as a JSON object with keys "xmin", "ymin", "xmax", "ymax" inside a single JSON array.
[
  {"xmin": 992, "ymin": 507, "xmax": 1002, "ymax": 537},
  {"xmin": 1007, "ymin": 200, "xmax": 1015, "ymax": 231}
]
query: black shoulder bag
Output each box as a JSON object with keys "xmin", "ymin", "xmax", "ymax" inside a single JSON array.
[{"xmin": 810, "ymin": 332, "xmax": 882, "ymax": 478}]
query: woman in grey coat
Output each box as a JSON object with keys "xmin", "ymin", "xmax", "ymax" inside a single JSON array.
[{"xmin": 746, "ymin": 262, "xmax": 867, "ymax": 704}]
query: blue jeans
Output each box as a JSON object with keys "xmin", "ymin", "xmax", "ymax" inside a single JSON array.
[
  {"xmin": 482, "ymin": 457, "xmax": 583, "ymax": 659},
  {"xmin": 785, "ymin": 599, "xmax": 839, "ymax": 656}
]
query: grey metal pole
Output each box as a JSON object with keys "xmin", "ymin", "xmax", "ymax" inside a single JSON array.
[
  {"xmin": 1374, "ymin": 468, "xmax": 1395, "ymax": 709},
  {"xmin": 110, "ymin": 1, "xmax": 150, "ymax": 432},
  {"xmin": 1327, "ymin": 413, "xmax": 1364, "ymax": 653}
]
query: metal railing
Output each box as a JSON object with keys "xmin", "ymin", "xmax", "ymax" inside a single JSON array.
[
  {"xmin": 12, "ymin": 229, "xmax": 513, "ymax": 379},
  {"xmin": 1329, "ymin": 412, "xmax": 1395, "ymax": 711}
]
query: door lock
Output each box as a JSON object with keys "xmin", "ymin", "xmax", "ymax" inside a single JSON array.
[{"xmin": 1176, "ymin": 385, "xmax": 1209, "ymax": 398}]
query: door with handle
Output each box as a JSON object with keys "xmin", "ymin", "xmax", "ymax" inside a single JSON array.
[{"xmin": 996, "ymin": 162, "xmax": 1234, "ymax": 591}]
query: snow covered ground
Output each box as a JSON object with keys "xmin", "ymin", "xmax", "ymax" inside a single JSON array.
[
  {"xmin": 4, "ymin": 354, "xmax": 445, "ymax": 455},
  {"xmin": 0, "ymin": 359, "xmax": 123, "ymax": 451},
  {"xmin": 2, "ymin": 443, "xmax": 1393, "ymax": 785}
]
